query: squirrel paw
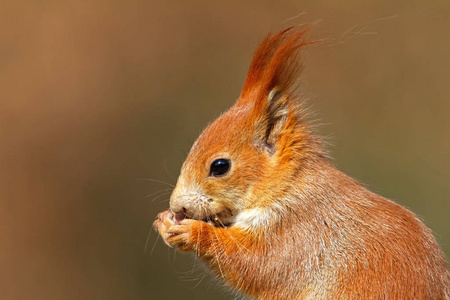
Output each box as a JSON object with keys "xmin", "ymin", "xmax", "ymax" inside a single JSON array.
[{"xmin": 153, "ymin": 210, "xmax": 200, "ymax": 252}]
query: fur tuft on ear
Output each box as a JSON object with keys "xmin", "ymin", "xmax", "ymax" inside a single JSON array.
[
  {"xmin": 238, "ymin": 26, "xmax": 318, "ymax": 108},
  {"xmin": 239, "ymin": 26, "xmax": 320, "ymax": 154}
]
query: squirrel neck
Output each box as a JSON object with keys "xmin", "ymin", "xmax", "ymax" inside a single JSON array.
[{"xmin": 239, "ymin": 152, "xmax": 375, "ymax": 232}]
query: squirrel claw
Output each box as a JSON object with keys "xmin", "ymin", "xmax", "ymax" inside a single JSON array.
[{"xmin": 154, "ymin": 210, "xmax": 199, "ymax": 251}]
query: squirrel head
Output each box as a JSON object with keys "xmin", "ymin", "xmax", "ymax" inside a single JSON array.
[{"xmin": 170, "ymin": 27, "xmax": 324, "ymax": 228}]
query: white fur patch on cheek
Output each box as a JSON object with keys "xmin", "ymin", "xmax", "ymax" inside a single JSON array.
[{"xmin": 234, "ymin": 208, "xmax": 277, "ymax": 229}]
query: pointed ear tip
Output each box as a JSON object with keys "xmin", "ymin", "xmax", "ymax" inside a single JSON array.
[
  {"xmin": 283, "ymin": 24, "xmax": 326, "ymax": 47},
  {"xmin": 240, "ymin": 25, "xmax": 321, "ymax": 104}
]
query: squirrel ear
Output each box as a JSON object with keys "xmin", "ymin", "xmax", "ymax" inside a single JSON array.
[{"xmin": 257, "ymin": 88, "xmax": 289, "ymax": 153}]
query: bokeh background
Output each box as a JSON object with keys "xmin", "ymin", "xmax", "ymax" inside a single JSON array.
[{"xmin": 1, "ymin": 1, "xmax": 449, "ymax": 299}]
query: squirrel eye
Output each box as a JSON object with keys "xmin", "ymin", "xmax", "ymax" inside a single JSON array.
[{"xmin": 209, "ymin": 159, "xmax": 231, "ymax": 177}]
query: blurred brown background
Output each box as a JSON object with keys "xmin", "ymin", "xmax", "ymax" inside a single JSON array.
[{"xmin": 0, "ymin": 1, "xmax": 449, "ymax": 299}]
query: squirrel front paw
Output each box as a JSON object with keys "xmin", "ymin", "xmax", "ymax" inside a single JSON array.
[{"xmin": 153, "ymin": 210, "xmax": 201, "ymax": 252}]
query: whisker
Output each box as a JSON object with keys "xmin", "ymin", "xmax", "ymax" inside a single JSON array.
[
  {"xmin": 163, "ymin": 160, "xmax": 177, "ymax": 182},
  {"xmin": 150, "ymin": 192, "xmax": 171, "ymax": 203},
  {"xmin": 214, "ymin": 214, "xmax": 253, "ymax": 255},
  {"xmin": 211, "ymin": 225, "xmax": 225, "ymax": 279},
  {"xmin": 144, "ymin": 188, "xmax": 172, "ymax": 199},
  {"xmin": 150, "ymin": 232, "xmax": 160, "ymax": 255},
  {"xmin": 179, "ymin": 275, "xmax": 203, "ymax": 282},
  {"xmin": 135, "ymin": 178, "xmax": 175, "ymax": 188},
  {"xmin": 195, "ymin": 206, "xmax": 204, "ymax": 257},
  {"xmin": 145, "ymin": 223, "xmax": 154, "ymax": 252},
  {"xmin": 191, "ymin": 273, "xmax": 207, "ymax": 289}
]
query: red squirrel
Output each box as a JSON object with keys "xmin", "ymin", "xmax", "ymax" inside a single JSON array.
[{"xmin": 154, "ymin": 27, "xmax": 450, "ymax": 299}]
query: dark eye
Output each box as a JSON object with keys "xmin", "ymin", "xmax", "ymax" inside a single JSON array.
[{"xmin": 209, "ymin": 159, "xmax": 231, "ymax": 177}]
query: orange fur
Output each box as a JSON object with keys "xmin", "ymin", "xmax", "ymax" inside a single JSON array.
[{"xmin": 154, "ymin": 27, "xmax": 450, "ymax": 299}]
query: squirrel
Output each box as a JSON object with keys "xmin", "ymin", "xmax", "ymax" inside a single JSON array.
[{"xmin": 154, "ymin": 27, "xmax": 450, "ymax": 299}]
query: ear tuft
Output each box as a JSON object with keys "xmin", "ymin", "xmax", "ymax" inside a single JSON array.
[
  {"xmin": 240, "ymin": 26, "xmax": 321, "ymax": 154},
  {"xmin": 239, "ymin": 26, "xmax": 318, "ymax": 107}
]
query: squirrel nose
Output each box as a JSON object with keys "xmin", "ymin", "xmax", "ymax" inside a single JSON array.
[
  {"xmin": 169, "ymin": 186, "xmax": 184, "ymax": 213},
  {"xmin": 170, "ymin": 203, "xmax": 184, "ymax": 214}
]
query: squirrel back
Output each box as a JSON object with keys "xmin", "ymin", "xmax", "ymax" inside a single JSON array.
[{"xmin": 155, "ymin": 27, "xmax": 450, "ymax": 299}]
